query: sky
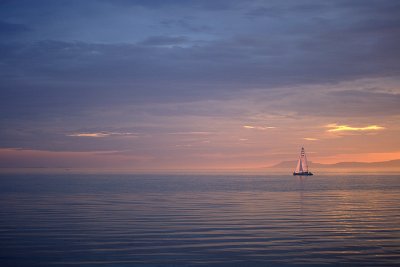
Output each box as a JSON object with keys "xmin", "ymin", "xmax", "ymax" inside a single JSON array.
[{"xmin": 1, "ymin": 0, "xmax": 400, "ymax": 172}]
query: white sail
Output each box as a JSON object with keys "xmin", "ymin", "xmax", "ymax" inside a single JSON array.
[
  {"xmin": 295, "ymin": 158, "xmax": 302, "ymax": 173},
  {"xmin": 301, "ymin": 149, "xmax": 308, "ymax": 172},
  {"xmin": 294, "ymin": 147, "xmax": 311, "ymax": 175}
]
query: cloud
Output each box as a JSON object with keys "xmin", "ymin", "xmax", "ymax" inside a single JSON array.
[
  {"xmin": 67, "ymin": 131, "xmax": 137, "ymax": 138},
  {"xmin": 168, "ymin": 132, "xmax": 212, "ymax": 135},
  {"xmin": 138, "ymin": 35, "xmax": 189, "ymax": 46},
  {"xmin": 245, "ymin": 6, "xmax": 284, "ymax": 18},
  {"xmin": 0, "ymin": 20, "xmax": 30, "ymax": 37},
  {"xmin": 1, "ymin": 0, "xmax": 400, "ymax": 91},
  {"xmin": 160, "ymin": 18, "xmax": 212, "ymax": 33},
  {"xmin": 256, "ymin": 83, "xmax": 400, "ymax": 118},
  {"xmin": 106, "ymin": 0, "xmax": 240, "ymax": 10},
  {"xmin": 325, "ymin": 124, "xmax": 385, "ymax": 133},
  {"xmin": 304, "ymin": 137, "xmax": 318, "ymax": 141},
  {"xmin": 243, "ymin": 125, "xmax": 275, "ymax": 130},
  {"xmin": 68, "ymin": 132, "xmax": 109, "ymax": 138}
]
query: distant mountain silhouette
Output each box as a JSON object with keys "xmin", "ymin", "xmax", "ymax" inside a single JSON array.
[{"xmin": 270, "ymin": 159, "xmax": 400, "ymax": 169}]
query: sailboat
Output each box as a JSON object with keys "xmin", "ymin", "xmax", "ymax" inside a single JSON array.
[{"xmin": 293, "ymin": 147, "xmax": 313, "ymax": 176}]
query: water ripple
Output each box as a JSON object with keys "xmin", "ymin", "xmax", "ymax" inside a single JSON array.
[{"xmin": 0, "ymin": 174, "xmax": 400, "ymax": 266}]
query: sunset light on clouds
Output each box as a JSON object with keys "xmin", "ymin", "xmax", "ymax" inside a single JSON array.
[
  {"xmin": 243, "ymin": 126, "xmax": 276, "ymax": 130},
  {"xmin": 67, "ymin": 132, "xmax": 138, "ymax": 138},
  {"xmin": 0, "ymin": 1, "xmax": 400, "ymax": 172},
  {"xmin": 326, "ymin": 124, "xmax": 385, "ymax": 133}
]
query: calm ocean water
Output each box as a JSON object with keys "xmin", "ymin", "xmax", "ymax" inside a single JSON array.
[{"xmin": 0, "ymin": 174, "xmax": 399, "ymax": 266}]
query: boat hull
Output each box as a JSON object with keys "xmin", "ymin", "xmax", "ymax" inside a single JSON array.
[{"xmin": 293, "ymin": 172, "xmax": 313, "ymax": 176}]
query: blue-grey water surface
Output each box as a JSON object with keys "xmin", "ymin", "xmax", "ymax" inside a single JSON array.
[{"xmin": 1, "ymin": 174, "xmax": 399, "ymax": 266}]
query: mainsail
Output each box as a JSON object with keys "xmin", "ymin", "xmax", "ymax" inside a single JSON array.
[{"xmin": 293, "ymin": 147, "xmax": 313, "ymax": 175}]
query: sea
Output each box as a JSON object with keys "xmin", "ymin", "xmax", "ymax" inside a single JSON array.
[{"xmin": 0, "ymin": 174, "xmax": 399, "ymax": 266}]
